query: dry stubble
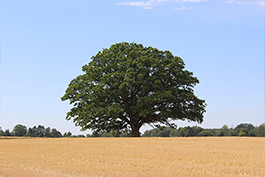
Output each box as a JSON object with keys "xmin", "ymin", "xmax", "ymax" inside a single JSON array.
[{"xmin": 0, "ymin": 137, "xmax": 264, "ymax": 177}]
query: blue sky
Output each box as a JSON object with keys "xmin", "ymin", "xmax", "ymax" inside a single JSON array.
[{"xmin": 0, "ymin": 0, "xmax": 264, "ymax": 135}]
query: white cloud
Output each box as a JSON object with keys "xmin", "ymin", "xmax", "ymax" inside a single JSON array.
[
  {"xmin": 225, "ymin": 0, "xmax": 265, "ymax": 6},
  {"xmin": 117, "ymin": 0, "xmax": 169, "ymax": 9},
  {"xmin": 117, "ymin": 0, "xmax": 207, "ymax": 9},
  {"xmin": 173, "ymin": 6, "xmax": 192, "ymax": 10}
]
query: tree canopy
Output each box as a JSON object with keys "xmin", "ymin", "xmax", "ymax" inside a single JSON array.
[
  {"xmin": 61, "ymin": 42, "xmax": 206, "ymax": 137},
  {"xmin": 12, "ymin": 124, "xmax": 27, "ymax": 136}
]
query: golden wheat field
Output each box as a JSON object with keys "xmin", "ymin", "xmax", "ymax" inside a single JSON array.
[{"xmin": 0, "ymin": 137, "xmax": 264, "ymax": 177}]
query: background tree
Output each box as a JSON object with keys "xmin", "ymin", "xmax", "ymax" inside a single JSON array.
[
  {"xmin": 63, "ymin": 131, "xmax": 72, "ymax": 137},
  {"xmin": 46, "ymin": 127, "xmax": 51, "ymax": 137},
  {"xmin": 50, "ymin": 128, "xmax": 62, "ymax": 137},
  {"xmin": 235, "ymin": 123, "xmax": 255, "ymax": 136},
  {"xmin": 198, "ymin": 130, "xmax": 214, "ymax": 136},
  {"xmin": 3, "ymin": 129, "xmax": 12, "ymax": 136},
  {"xmin": 254, "ymin": 124, "xmax": 265, "ymax": 137},
  {"xmin": 220, "ymin": 125, "xmax": 230, "ymax": 136},
  {"xmin": 143, "ymin": 126, "xmax": 173, "ymax": 137},
  {"xmin": 180, "ymin": 126, "xmax": 196, "ymax": 137},
  {"xmin": 192, "ymin": 126, "xmax": 204, "ymax": 136},
  {"xmin": 12, "ymin": 124, "xmax": 27, "ymax": 136},
  {"xmin": 169, "ymin": 128, "xmax": 181, "ymax": 137},
  {"xmin": 238, "ymin": 131, "xmax": 245, "ymax": 136},
  {"xmin": 26, "ymin": 127, "xmax": 33, "ymax": 136},
  {"xmin": 62, "ymin": 42, "xmax": 206, "ymax": 137},
  {"xmin": 34, "ymin": 125, "xmax": 46, "ymax": 137},
  {"xmin": 0, "ymin": 127, "xmax": 3, "ymax": 136},
  {"xmin": 235, "ymin": 123, "xmax": 255, "ymax": 130},
  {"xmin": 119, "ymin": 130, "xmax": 130, "ymax": 137},
  {"xmin": 26, "ymin": 125, "xmax": 46, "ymax": 137}
]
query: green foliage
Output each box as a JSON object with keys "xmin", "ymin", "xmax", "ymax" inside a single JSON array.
[
  {"xmin": 87, "ymin": 130, "xmax": 130, "ymax": 137},
  {"xmin": 235, "ymin": 123, "xmax": 255, "ymax": 130},
  {"xmin": 26, "ymin": 125, "xmax": 46, "ymax": 137},
  {"xmin": 50, "ymin": 128, "xmax": 63, "ymax": 137},
  {"xmin": 142, "ymin": 123, "xmax": 265, "ymax": 137},
  {"xmin": 180, "ymin": 126, "xmax": 196, "ymax": 137},
  {"xmin": 198, "ymin": 130, "xmax": 214, "ymax": 136},
  {"xmin": 255, "ymin": 124, "xmax": 265, "ymax": 137},
  {"xmin": 1, "ymin": 122, "xmax": 264, "ymax": 138},
  {"xmin": 220, "ymin": 125, "xmax": 230, "ymax": 136},
  {"xmin": 209, "ymin": 129, "xmax": 220, "ymax": 136},
  {"xmin": 238, "ymin": 131, "xmax": 245, "ymax": 136},
  {"xmin": 169, "ymin": 129, "xmax": 181, "ymax": 137},
  {"xmin": 45, "ymin": 127, "xmax": 51, "ymax": 137},
  {"xmin": 234, "ymin": 123, "xmax": 255, "ymax": 136},
  {"xmin": 12, "ymin": 124, "xmax": 27, "ymax": 136},
  {"xmin": 218, "ymin": 132, "xmax": 224, "ymax": 136},
  {"xmin": 160, "ymin": 128, "xmax": 171, "ymax": 137},
  {"xmin": 91, "ymin": 131, "xmax": 101, "ymax": 137},
  {"xmin": 86, "ymin": 134, "xmax": 92, "ymax": 137},
  {"xmin": 0, "ymin": 127, "xmax": 2, "ymax": 136},
  {"xmin": 143, "ymin": 126, "xmax": 201, "ymax": 137},
  {"xmin": 119, "ymin": 131, "xmax": 131, "ymax": 137},
  {"xmin": 99, "ymin": 131, "xmax": 118, "ymax": 137},
  {"xmin": 192, "ymin": 126, "xmax": 204, "ymax": 135},
  {"xmin": 2, "ymin": 129, "xmax": 12, "ymax": 136},
  {"xmin": 26, "ymin": 125, "xmax": 62, "ymax": 137},
  {"xmin": 143, "ymin": 127, "xmax": 167, "ymax": 137},
  {"xmin": 151, "ymin": 127, "xmax": 172, "ymax": 137},
  {"xmin": 71, "ymin": 135, "xmax": 85, "ymax": 137},
  {"xmin": 62, "ymin": 42, "xmax": 206, "ymax": 137},
  {"xmin": 63, "ymin": 131, "xmax": 72, "ymax": 137}
]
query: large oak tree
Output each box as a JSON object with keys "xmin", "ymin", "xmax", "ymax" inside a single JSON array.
[{"xmin": 62, "ymin": 42, "xmax": 206, "ymax": 137}]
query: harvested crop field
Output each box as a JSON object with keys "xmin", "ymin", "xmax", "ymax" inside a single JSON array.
[{"xmin": 0, "ymin": 137, "xmax": 264, "ymax": 177}]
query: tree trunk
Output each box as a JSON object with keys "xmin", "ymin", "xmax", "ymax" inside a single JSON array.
[{"xmin": 131, "ymin": 124, "xmax": 141, "ymax": 137}]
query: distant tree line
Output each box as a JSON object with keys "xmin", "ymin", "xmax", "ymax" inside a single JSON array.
[
  {"xmin": 0, "ymin": 124, "xmax": 71, "ymax": 138},
  {"xmin": 0, "ymin": 123, "xmax": 264, "ymax": 137},
  {"xmin": 85, "ymin": 123, "xmax": 265, "ymax": 137},
  {"xmin": 86, "ymin": 130, "xmax": 131, "ymax": 137},
  {"xmin": 142, "ymin": 123, "xmax": 265, "ymax": 137}
]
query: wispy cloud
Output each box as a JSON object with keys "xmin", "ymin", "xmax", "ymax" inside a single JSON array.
[
  {"xmin": 117, "ymin": 0, "xmax": 169, "ymax": 9},
  {"xmin": 117, "ymin": 0, "xmax": 207, "ymax": 9},
  {"xmin": 225, "ymin": 0, "xmax": 265, "ymax": 6},
  {"xmin": 173, "ymin": 6, "xmax": 192, "ymax": 10}
]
